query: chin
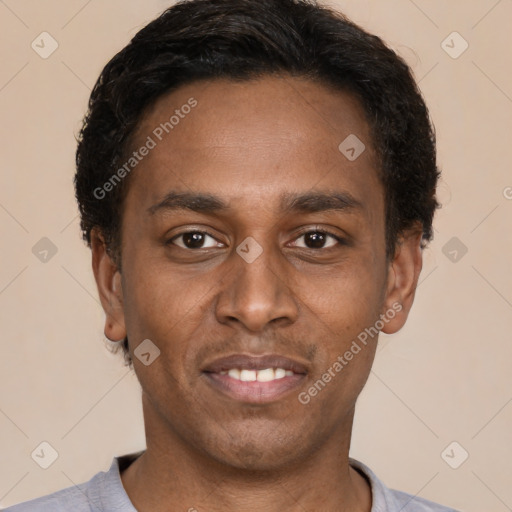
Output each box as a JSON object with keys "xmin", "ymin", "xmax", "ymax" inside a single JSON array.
[{"xmin": 200, "ymin": 423, "xmax": 313, "ymax": 473}]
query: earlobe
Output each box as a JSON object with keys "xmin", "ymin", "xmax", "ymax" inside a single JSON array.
[
  {"xmin": 90, "ymin": 228, "xmax": 127, "ymax": 342},
  {"xmin": 380, "ymin": 227, "xmax": 424, "ymax": 335}
]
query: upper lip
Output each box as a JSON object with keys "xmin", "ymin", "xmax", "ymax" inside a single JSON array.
[{"xmin": 201, "ymin": 354, "xmax": 309, "ymax": 374}]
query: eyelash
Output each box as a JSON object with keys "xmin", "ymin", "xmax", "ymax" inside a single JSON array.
[{"xmin": 167, "ymin": 227, "xmax": 346, "ymax": 250}]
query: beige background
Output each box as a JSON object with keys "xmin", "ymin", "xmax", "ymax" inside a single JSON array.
[{"xmin": 1, "ymin": 1, "xmax": 511, "ymax": 510}]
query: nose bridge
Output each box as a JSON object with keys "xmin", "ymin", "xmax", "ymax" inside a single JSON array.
[{"xmin": 215, "ymin": 235, "xmax": 299, "ymax": 331}]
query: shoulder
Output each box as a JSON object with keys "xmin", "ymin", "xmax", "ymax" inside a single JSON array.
[
  {"xmin": 389, "ymin": 488, "xmax": 460, "ymax": 512},
  {"xmin": 349, "ymin": 458, "xmax": 461, "ymax": 512},
  {"xmin": 2, "ymin": 452, "xmax": 142, "ymax": 512},
  {"xmin": 2, "ymin": 478, "xmax": 99, "ymax": 512}
]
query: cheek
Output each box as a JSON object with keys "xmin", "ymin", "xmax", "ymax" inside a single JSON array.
[
  {"xmin": 302, "ymin": 257, "xmax": 385, "ymax": 328},
  {"xmin": 121, "ymin": 254, "xmax": 218, "ymax": 363},
  {"xmin": 298, "ymin": 260, "xmax": 385, "ymax": 395},
  {"xmin": 306, "ymin": 284, "xmax": 381, "ymax": 412}
]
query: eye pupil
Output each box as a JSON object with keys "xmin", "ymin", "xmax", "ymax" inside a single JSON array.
[
  {"xmin": 174, "ymin": 230, "xmax": 338, "ymax": 251},
  {"xmin": 183, "ymin": 232, "xmax": 205, "ymax": 248},
  {"xmin": 305, "ymin": 232, "xmax": 326, "ymax": 249}
]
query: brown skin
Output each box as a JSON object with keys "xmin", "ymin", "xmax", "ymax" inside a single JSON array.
[{"xmin": 91, "ymin": 76, "xmax": 423, "ymax": 512}]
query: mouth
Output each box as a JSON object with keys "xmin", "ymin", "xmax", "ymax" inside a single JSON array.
[{"xmin": 201, "ymin": 354, "xmax": 308, "ymax": 404}]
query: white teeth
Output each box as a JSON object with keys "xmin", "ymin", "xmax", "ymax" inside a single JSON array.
[
  {"xmin": 256, "ymin": 368, "xmax": 275, "ymax": 382},
  {"xmin": 223, "ymin": 368, "xmax": 293, "ymax": 382},
  {"xmin": 274, "ymin": 368, "xmax": 286, "ymax": 379},
  {"xmin": 228, "ymin": 369, "xmax": 240, "ymax": 380},
  {"xmin": 240, "ymin": 369, "xmax": 257, "ymax": 382}
]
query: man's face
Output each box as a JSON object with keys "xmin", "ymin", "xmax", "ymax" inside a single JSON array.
[{"xmin": 108, "ymin": 76, "xmax": 397, "ymax": 469}]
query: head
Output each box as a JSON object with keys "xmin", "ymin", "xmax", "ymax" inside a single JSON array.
[{"xmin": 76, "ymin": 0, "xmax": 439, "ymax": 470}]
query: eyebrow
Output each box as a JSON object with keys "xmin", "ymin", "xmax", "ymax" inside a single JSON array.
[{"xmin": 147, "ymin": 190, "xmax": 364, "ymax": 216}]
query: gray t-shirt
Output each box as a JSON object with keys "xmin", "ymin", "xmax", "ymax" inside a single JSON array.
[{"xmin": 3, "ymin": 451, "xmax": 460, "ymax": 511}]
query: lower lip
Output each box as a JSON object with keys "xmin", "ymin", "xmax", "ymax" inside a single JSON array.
[{"xmin": 202, "ymin": 372, "xmax": 306, "ymax": 403}]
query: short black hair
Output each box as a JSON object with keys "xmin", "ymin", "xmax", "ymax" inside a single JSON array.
[{"xmin": 74, "ymin": 0, "xmax": 440, "ymax": 367}]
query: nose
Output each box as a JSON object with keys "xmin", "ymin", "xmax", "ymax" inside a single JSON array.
[{"xmin": 214, "ymin": 240, "xmax": 299, "ymax": 332}]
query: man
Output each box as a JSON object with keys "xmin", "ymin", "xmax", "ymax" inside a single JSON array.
[{"xmin": 5, "ymin": 0, "xmax": 459, "ymax": 510}]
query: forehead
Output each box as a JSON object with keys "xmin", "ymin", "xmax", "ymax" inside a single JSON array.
[{"xmin": 124, "ymin": 75, "xmax": 382, "ymax": 217}]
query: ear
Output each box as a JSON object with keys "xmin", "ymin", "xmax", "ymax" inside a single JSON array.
[
  {"xmin": 90, "ymin": 228, "xmax": 127, "ymax": 342},
  {"xmin": 380, "ymin": 224, "xmax": 424, "ymax": 335}
]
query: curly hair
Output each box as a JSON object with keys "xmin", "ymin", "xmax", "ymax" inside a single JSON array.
[{"xmin": 74, "ymin": 0, "xmax": 440, "ymax": 367}]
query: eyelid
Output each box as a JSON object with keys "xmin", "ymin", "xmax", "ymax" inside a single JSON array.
[
  {"xmin": 166, "ymin": 225, "xmax": 347, "ymax": 250},
  {"xmin": 290, "ymin": 226, "xmax": 346, "ymax": 247},
  {"xmin": 294, "ymin": 225, "xmax": 344, "ymax": 237},
  {"xmin": 167, "ymin": 228, "xmax": 224, "ymax": 248}
]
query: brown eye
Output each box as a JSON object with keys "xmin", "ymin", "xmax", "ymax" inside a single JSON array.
[
  {"xmin": 293, "ymin": 230, "xmax": 344, "ymax": 250},
  {"xmin": 169, "ymin": 231, "xmax": 221, "ymax": 250}
]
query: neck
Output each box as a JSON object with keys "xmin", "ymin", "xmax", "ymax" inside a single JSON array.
[{"xmin": 120, "ymin": 397, "xmax": 372, "ymax": 512}]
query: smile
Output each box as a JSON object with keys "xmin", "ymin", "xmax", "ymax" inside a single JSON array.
[
  {"xmin": 201, "ymin": 354, "xmax": 308, "ymax": 404},
  {"xmin": 219, "ymin": 368, "xmax": 295, "ymax": 381}
]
